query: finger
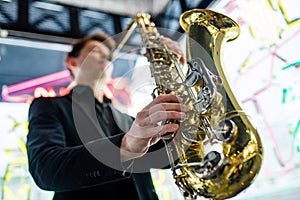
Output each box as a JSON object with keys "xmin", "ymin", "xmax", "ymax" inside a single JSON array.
[
  {"xmin": 136, "ymin": 123, "xmax": 179, "ymax": 139},
  {"xmin": 151, "ymin": 111, "xmax": 186, "ymax": 124},
  {"xmin": 148, "ymin": 103, "xmax": 189, "ymax": 114},
  {"xmin": 140, "ymin": 110, "xmax": 186, "ymax": 126},
  {"xmin": 156, "ymin": 123, "xmax": 179, "ymax": 136},
  {"xmin": 144, "ymin": 94, "xmax": 182, "ymax": 109},
  {"xmin": 149, "ymin": 136, "xmax": 160, "ymax": 146},
  {"xmin": 136, "ymin": 109, "xmax": 151, "ymax": 119},
  {"xmin": 127, "ymin": 123, "xmax": 161, "ymax": 139}
]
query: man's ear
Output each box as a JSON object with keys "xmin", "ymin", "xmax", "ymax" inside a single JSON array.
[{"xmin": 65, "ymin": 57, "xmax": 78, "ymax": 69}]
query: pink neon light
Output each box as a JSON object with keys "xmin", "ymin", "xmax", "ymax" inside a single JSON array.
[{"xmin": 6, "ymin": 70, "xmax": 71, "ymax": 93}]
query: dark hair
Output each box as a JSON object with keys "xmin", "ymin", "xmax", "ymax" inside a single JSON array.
[
  {"xmin": 66, "ymin": 33, "xmax": 115, "ymax": 78},
  {"xmin": 67, "ymin": 33, "xmax": 115, "ymax": 58}
]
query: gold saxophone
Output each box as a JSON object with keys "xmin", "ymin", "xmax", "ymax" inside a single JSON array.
[{"xmin": 113, "ymin": 9, "xmax": 263, "ymax": 200}]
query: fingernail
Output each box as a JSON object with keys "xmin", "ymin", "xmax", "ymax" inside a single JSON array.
[{"xmin": 180, "ymin": 56, "xmax": 185, "ymax": 64}]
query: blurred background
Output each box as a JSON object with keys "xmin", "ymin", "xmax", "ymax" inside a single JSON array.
[{"xmin": 0, "ymin": 0, "xmax": 299, "ymax": 199}]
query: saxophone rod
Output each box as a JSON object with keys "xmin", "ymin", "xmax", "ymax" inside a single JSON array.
[{"xmin": 107, "ymin": 18, "xmax": 138, "ymax": 61}]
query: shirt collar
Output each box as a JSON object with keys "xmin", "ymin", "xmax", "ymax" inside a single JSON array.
[{"xmin": 71, "ymin": 84, "xmax": 112, "ymax": 105}]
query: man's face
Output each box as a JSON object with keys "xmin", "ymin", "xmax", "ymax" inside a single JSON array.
[{"xmin": 75, "ymin": 40, "xmax": 113, "ymax": 81}]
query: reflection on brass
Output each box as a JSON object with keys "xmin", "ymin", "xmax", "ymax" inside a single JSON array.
[{"xmin": 114, "ymin": 9, "xmax": 263, "ymax": 200}]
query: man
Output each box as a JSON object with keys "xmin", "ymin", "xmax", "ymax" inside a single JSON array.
[{"xmin": 26, "ymin": 33, "xmax": 188, "ymax": 200}]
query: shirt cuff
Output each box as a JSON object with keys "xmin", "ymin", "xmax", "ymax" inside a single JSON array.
[{"xmin": 121, "ymin": 160, "xmax": 134, "ymax": 177}]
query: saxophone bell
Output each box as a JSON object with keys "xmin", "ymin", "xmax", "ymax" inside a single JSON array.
[{"xmin": 170, "ymin": 9, "xmax": 263, "ymax": 199}]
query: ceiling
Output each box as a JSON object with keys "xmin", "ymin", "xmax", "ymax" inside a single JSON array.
[
  {"xmin": 0, "ymin": 0, "xmax": 215, "ymax": 101},
  {"xmin": 47, "ymin": 0, "xmax": 171, "ymax": 17},
  {"xmin": 0, "ymin": 0, "xmax": 214, "ymax": 42}
]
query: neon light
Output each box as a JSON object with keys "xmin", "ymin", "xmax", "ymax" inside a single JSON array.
[
  {"xmin": 293, "ymin": 120, "xmax": 300, "ymax": 153},
  {"xmin": 5, "ymin": 70, "xmax": 71, "ymax": 93},
  {"xmin": 282, "ymin": 61, "xmax": 300, "ymax": 70},
  {"xmin": 2, "ymin": 85, "xmax": 71, "ymax": 103},
  {"xmin": 293, "ymin": 120, "xmax": 300, "ymax": 139},
  {"xmin": 34, "ymin": 87, "xmax": 57, "ymax": 98},
  {"xmin": 282, "ymin": 88, "xmax": 287, "ymax": 104}
]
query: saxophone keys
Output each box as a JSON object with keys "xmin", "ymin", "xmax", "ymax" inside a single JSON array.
[
  {"xmin": 193, "ymin": 151, "xmax": 225, "ymax": 179},
  {"xmin": 214, "ymin": 119, "xmax": 237, "ymax": 142}
]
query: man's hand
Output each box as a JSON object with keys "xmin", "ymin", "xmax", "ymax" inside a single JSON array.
[
  {"xmin": 120, "ymin": 94, "xmax": 189, "ymax": 162},
  {"xmin": 161, "ymin": 36, "xmax": 185, "ymax": 64}
]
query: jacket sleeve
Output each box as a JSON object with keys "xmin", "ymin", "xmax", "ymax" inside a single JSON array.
[{"xmin": 26, "ymin": 97, "xmax": 130, "ymax": 192}]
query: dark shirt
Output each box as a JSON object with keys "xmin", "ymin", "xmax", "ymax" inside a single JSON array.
[{"xmin": 93, "ymin": 97, "xmax": 139, "ymax": 200}]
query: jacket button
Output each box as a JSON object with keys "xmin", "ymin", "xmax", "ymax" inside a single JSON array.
[{"xmin": 96, "ymin": 170, "xmax": 101, "ymax": 177}]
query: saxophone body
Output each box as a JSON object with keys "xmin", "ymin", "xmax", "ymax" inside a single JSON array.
[{"xmin": 127, "ymin": 9, "xmax": 263, "ymax": 200}]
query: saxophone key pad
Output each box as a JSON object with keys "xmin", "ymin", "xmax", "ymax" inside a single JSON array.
[
  {"xmin": 214, "ymin": 119, "xmax": 237, "ymax": 142},
  {"xmin": 193, "ymin": 151, "xmax": 224, "ymax": 179}
]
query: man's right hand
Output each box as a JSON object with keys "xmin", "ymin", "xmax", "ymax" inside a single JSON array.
[{"xmin": 120, "ymin": 94, "xmax": 189, "ymax": 162}]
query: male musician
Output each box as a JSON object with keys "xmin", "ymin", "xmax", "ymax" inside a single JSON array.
[{"xmin": 26, "ymin": 33, "xmax": 187, "ymax": 199}]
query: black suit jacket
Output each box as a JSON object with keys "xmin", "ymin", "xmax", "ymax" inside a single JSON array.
[{"xmin": 26, "ymin": 85, "xmax": 172, "ymax": 200}]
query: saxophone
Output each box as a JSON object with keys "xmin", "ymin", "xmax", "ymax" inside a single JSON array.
[{"xmin": 114, "ymin": 9, "xmax": 263, "ymax": 200}]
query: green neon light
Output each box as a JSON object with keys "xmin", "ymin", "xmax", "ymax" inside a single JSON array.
[
  {"xmin": 293, "ymin": 120, "xmax": 300, "ymax": 153},
  {"xmin": 282, "ymin": 88, "xmax": 287, "ymax": 104},
  {"xmin": 282, "ymin": 61, "xmax": 300, "ymax": 70}
]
